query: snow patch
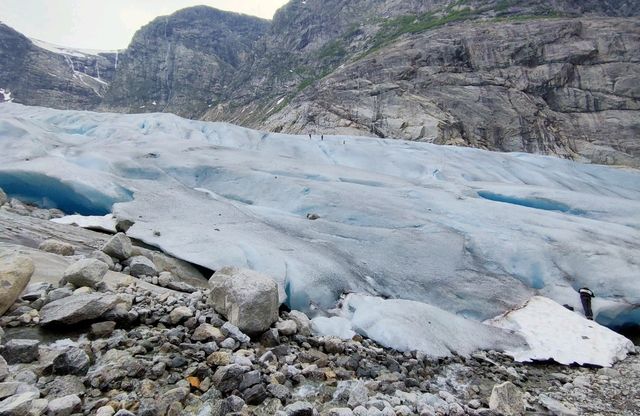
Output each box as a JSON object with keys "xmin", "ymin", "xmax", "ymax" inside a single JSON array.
[
  {"xmin": 313, "ymin": 294, "xmax": 527, "ymax": 359},
  {"xmin": 488, "ymin": 296, "xmax": 635, "ymax": 367},
  {"xmin": 0, "ymin": 88, "xmax": 12, "ymax": 102},
  {"xmin": 31, "ymin": 38, "xmax": 116, "ymax": 57},
  {"xmin": 52, "ymin": 214, "xmax": 117, "ymax": 233}
]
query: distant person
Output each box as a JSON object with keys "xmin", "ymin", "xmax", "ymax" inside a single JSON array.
[
  {"xmin": 321, "ymin": 135, "xmax": 324, "ymax": 141},
  {"xmin": 309, "ymin": 134, "xmax": 312, "ymax": 139},
  {"xmin": 579, "ymin": 287, "xmax": 595, "ymax": 320}
]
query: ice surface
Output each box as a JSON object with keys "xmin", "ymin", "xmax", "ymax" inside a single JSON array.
[
  {"xmin": 0, "ymin": 103, "xmax": 638, "ymax": 332},
  {"xmin": 52, "ymin": 214, "xmax": 117, "ymax": 233},
  {"xmin": 313, "ymin": 294, "xmax": 527, "ymax": 358},
  {"xmin": 488, "ymin": 296, "xmax": 635, "ymax": 367},
  {"xmin": 311, "ymin": 316, "xmax": 356, "ymax": 340}
]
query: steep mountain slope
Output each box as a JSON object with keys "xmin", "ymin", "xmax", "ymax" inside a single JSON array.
[
  {"xmin": 99, "ymin": 6, "xmax": 269, "ymax": 118},
  {"xmin": 1, "ymin": 0, "xmax": 639, "ymax": 166},
  {"xmin": 0, "ymin": 23, "xmax": 116, "ymax": 108}
]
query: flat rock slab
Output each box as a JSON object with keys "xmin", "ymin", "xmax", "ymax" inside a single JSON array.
[{"xmin": 39, "ymin": 293, "xmax": 120, "ymax": 326}]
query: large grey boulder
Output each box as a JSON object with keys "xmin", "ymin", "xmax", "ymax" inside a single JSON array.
[
  {"xmin": 208, "ymin": 267, "xmax": 279, "ymax": 335},
  {"xmin": 128, "ymin": 256, "xmax": 158, "ymax": 277},
  {"xmin": 101, "ymin": 233, "xmax": 132, "ymax": 260},
  {"xmin": 61, "ymin": 259, "xmax": 108, "ymax": 289},
  {"xmin": 0, "ymin": 252, "xmax": 34, "ymax": 316},
  {"xmin": 39, "ymin": 293, "xmax": 120, "ymax": 326},
  {"xmin": 489, "ymin": 381, "xmax": 525, "ymax": 416},
  {"xmin": 38, "ymin": 239, "xmax": 75, "ymax": 256}
]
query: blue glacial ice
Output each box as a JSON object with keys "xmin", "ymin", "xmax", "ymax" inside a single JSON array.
[{"xmin": 0, "ymin": 103, "xmax": 639, "ymax": 335}]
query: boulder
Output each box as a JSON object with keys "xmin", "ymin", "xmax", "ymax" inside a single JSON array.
[
  {"xmin": 0, "ymin": 188, "xmax": 6, "ymax": 206},
  {"xmin": 90, "ymin": 321, "xmax": 116, "ymax": 338},
  {"xmin": 208, "ymin": 267, "xmax": 279, "ymax": 334},
  {"xmin": 0, "ymin": 391, "xmax": 40, "ymax": 415},
  {"xmin": 61, "ymin": 259, "xmax": 108, "ymax": 289},
  {"xmin": 101, "ymin": 233, "xmax": 132, "ymax": 260},
  {"xmin": 276, "ymin": 320, "xmax": 297, "ymax": 336},
  {"xmin": 0, "ymin": 253, "xmax": 35, "ymax": 316},
  {"xmin": 289, "ymin": 310, "xmax": 312, "ymax": 336},
  {"xmin": 169, "ymin": 306, "xmax": 193, "ymax": 324},
  {"xmin": 88, "ymin": 251, "xmax": 115, "ymax": 270},
  {"xmin": 128, "ymin": 256, "xmax": 158, "ymax": 277},
  {"xmin": 47, "ymin": 394, "xmax": 82, "ymax": 416},
  {"xmin": 212, "ymin": 364, "xmax": 247, "ymax": 394},
  {"xmin": 4, "ymin": 339, "xmax": 40, "ymax": 364},
  {"xmin": 489, "ymin": 381, "xmax": 525, "ymax": 416},
  {"xmin": 39, "ymin": 293, "xmax": 120, "ymax": 326},
  {"xmin": 38, "ymin": 239, "xmax": 75, "ymax": 256},
  {"xmin": 52, "ymin": 348, "xmax": 90, "ymax": 376}
]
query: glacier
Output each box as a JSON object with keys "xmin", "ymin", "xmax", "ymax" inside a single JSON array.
[{"xmin": 0, "ymin": 103, "xmax": 639, "ymax": 338}]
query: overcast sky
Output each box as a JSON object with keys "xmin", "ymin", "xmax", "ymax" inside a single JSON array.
[{"xmin": 0, "ymin": 0, "xmax": 289, "ymax": 50}]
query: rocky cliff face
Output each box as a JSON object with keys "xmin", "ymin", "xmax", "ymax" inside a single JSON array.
[
  {"xmin": 0, "ymin": 24, "xmax": 116, "ymax": 108},
  {"xmin": 263, "ymin": 17, "xmax": 640, "ymax": 167},
  {"xmin": 1, "ymin": 1, "xmax": 639, "ymax": 166},
  {"xmin": 99, "ymin": 6, "xmax": 269, "ymax": 118}
]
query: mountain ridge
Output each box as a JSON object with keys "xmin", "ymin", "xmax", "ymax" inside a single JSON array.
[{"xmin": 1, "ymin": 0, "xmax": 639, "ymax": 166}]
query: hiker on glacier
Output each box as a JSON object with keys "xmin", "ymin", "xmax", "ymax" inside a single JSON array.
[{"xmin": 579, "ymin": 287, "xmax": 595, "ymax": 320}]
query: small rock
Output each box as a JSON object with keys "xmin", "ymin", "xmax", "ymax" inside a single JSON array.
[
  {"xmin": 0, "ymin": 188, "xmax": 6, "ymax": 205},
  {"xmin": 38, "ymin": 239, "xmax": 75, "ymax": 256},
  {"xmin": 288, "ymin": 310, "xmax": 312, "ymax": 336},
  {"xmin": 47, "ymin": 394, "xmax": 82, "ymax": 416},
  {"xmin": 101, "ymin": 233, "xmax": 132, "ymax": 260},
  {"xmin": 212, "ymin": 364, "xmax": 247, "ymax": 393},
  {"xmin": 276, "ymin": 320, "xmax": 298, "ymax": 336},
  {"xmin": 221, "ymin": 322, "xmax": 250, "ymax": 343},
  {"xmin": 4, "ymin": 339, "xmax": 40, "ymax": 364},
  {"xmin": 169, "ymin": 306, "xmax": 193, "ymax": 324},
  {"xmin": 192, "ymin": 323, "xmax": 225, "ymax": 342},
  {"xmin": 489, "ymin": 381, "xmax": 525, "ymax": 416},
  {"xmin": 283, "ymin": 401, "xmax": 314, "ymax": 416},
  {"xmin": 52, "ymin": 347, "xmax": 90, "ymax": 376},
  {"xmin": 91, "ymin": 321, "xmax": 117, "ymax": 338},
  {"xmin": 207, "ymin": 351, "xmax": 232, "ymax": 367},
  {"xmin": 62, "ymin": 258, "xmax": 108, "ymax": 289},
  {"xmin": 128, "ymin": 256, "xmax": 158, "ymax": 277},
  {"xmin": 96, "ymin": 405, "xmax": 116, "ymax": 416},
  {"xmin": 89, "ymin": 251, "xmax": 115, "ymax": 269},
  {"xmin": 324, "ymin": 337, "xmax": 345, "ymax": 354},
  {"xmin": 260, "ymin": 328, "xmax": 280, "ymax": 347}
]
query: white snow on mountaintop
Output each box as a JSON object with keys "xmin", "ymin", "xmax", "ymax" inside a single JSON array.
[
  {"xmin": 489, "ymin": 297, "xmax": 635, "ymax": 367},
  {"xmin": 0, "ymin": 103, "xmax": 639, "ymax": 337},
  {"xmin": 31, "ymin": 38, "xmax": 117, "ymax": 57}
]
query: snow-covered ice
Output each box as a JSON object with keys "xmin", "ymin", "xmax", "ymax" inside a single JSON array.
[
  {"xmin": 52, "ymin": 214, "xmax": 117, "ymax": 233},
  {"xmin": 0, "ymin": 103, "xmax": 639, "ymax": 339},
  {"xmin": 313, "ymin": 294, "xmax": 527, "ymax": 358},
  {"xmin": 488, "ymin": 296, "xmax": 635, "ymax": 367}
]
